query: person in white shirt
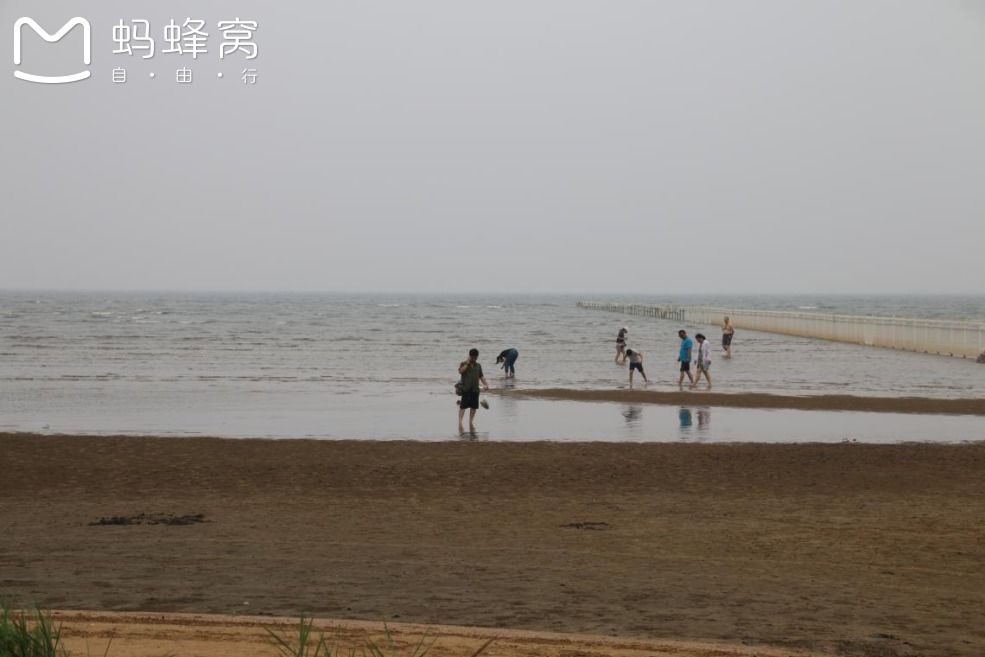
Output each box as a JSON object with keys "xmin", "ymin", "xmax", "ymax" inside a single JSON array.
[{"xmin": 693, "ymin": 333, "xmax": 712, "ymax": 389}]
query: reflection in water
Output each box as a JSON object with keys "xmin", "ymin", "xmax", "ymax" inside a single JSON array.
[
  {"xmin": 679, "ymin": 407, "xmax": 712, "ymax": 442},
  {"xmin": 495, "ymin": 383, "xmax": 520, "ymax": 422},
  {"xmin": 697, "ymin": 407, "xmax": 711, "ymax": 431},
  {"xmin": 622, "ymin": 405, "xmax": 642, "ymax": 424}
]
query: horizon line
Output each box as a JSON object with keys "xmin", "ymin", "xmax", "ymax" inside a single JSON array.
[{"xmin": 0, "ymin": 288, "xmax": 981, "ymax": 297}]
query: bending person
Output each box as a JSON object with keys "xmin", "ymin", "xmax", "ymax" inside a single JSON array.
[
  {"xmin": 495, "ymin": 348, "xmax": 519, "ymax": 378},
  {"xmin": 625, "ymin": 349, "xmax": 649, "ymax": 386}
]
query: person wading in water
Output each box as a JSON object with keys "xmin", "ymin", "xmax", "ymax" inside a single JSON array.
[
  {"xmin": 722, "ymin": 316, "xmax": 734, "ymax": 359},
  {"xmin": 458, "ymin": 348, "xmax": 489, "ymax": 433}
]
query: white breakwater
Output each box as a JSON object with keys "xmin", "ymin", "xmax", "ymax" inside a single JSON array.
[{"xmin": 577, "ymin": 302, "xmax": 985, "ymax": 359}]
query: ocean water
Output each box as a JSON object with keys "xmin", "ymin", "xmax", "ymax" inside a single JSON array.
[{"xmin": 1, "ymin": 292, "xmax": 983, "ymax": 441}]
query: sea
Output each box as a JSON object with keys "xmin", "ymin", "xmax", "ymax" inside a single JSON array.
[{"xmin": 1, "ymin": 292, "xmax": 983, "ymax": 443}]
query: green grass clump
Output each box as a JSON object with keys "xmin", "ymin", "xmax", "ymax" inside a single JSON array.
[
  {"xmin": 1, "ymin": 604, "xmax": 492, "ymax": 657},
  {"xmin": 267, "ymin": 616, "xmax": 493, "ymax": 657},
  {"xmin": 0, "ymin": 603, "xmax": 68, "ymax": 657},
  {"xmin": 267, "ymin": 615, "xmax": 335, "ymax": 657}
]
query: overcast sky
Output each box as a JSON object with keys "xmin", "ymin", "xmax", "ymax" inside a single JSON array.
[{"xmin": 2, "ymin": 1, "xmax": 984, "ymax": 294}]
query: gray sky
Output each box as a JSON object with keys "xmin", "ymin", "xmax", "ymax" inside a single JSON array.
[{"xmin": 2, "ymin": 0, "xmax": 984, "ymax": 294}]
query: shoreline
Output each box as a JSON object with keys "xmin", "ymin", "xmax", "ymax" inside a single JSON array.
[
  {"xmin": 2, "ymin": 435, "xmax": 984, "ymax": 657},
  {"xmin": 502, "ymin": 387, "xmax": 985, "ymax": 415}
]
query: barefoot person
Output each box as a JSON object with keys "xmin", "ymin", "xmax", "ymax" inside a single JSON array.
[
  {"xmin": 615, "ymin": 327, "xmax": 628, "ymax": 364},
  {"xmin": 677, "ymin": 330, "xmax": 695, "ymax": 388},
  {"xmin": 495, "ymin": 348, "xmax": 519, "ymax": 378},
  {"xmin": 616, "ymin": 326, "xmax": 629, "ymax": 365},
  {"xmin": 625, "ymin": 348, "xmax": 649, "ymax": 386},
  {"xmin": 458, "ymin": 348, "xmax": 489, "ymax": 433},
  {"xmin": 722, "ymin": 316, "xmax": 734, "ymax": 358},
  {"xmin": 693, "ymin": 333, "xmax": 712, "ymax": 389}
]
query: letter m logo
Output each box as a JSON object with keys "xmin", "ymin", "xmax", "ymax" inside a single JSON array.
[{"xmin": 14, "ymin": 17, "xmax": 91, "ymax": 84}]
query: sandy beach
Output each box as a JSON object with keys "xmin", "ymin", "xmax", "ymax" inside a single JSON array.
[{"xmin": 2, "ymin": 434, "xmax": 984, "ymax": 657}]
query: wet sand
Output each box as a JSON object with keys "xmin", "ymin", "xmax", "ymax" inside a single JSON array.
[
  {"xmin": 506, "ymin": 387, "xmax": 985, "ymax": 415},
  {"xmin": 2, "ymin": 434, "xmax": 984, "ymax": 657}
]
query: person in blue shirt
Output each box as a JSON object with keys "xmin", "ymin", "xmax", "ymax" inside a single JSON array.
[
  {"xmin": 495, "ymin": 348, "xmax": 519, "ymax": 378},
  {"xmin": 677, "ymin": 330, "xmax": 695, "ymax": 388}
]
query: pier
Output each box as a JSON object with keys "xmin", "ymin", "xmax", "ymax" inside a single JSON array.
[{"xmin": 576, "ymin": 302, "xmax": 985, "ymax": 359}]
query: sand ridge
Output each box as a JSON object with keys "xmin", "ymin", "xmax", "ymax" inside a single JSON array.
[{"xmin": 503, "ymin": 387, "xmax": 985, "ymax": 415}]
